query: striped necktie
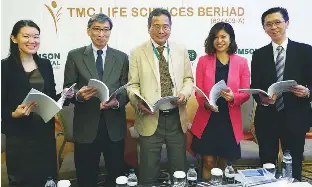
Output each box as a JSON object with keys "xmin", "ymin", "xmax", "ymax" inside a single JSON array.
[{"xmin": 275, "ymin": 46, "xmax": 285, "ymax": 111}]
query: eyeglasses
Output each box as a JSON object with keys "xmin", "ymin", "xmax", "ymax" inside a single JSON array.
[
  {"xmin": 91, "ymin": 27, "xmax": 111, "ymax": 34},
  {"xmin": 151, "ymin": 24, "xmax": 171, "ymax": 32},
  {"xmin": 264, "ymin": 21, "xmax": 285, "ymax": 28}
]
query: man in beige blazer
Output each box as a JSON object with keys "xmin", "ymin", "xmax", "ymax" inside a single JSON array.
[{"xmin": 127, "ymin": 8, "xmax": 194, "ymax": 184}]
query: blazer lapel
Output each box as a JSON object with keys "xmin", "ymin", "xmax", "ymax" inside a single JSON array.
[
  {"xmin": 83, "ymin": 45, "xmax": 98, "ymax": 79},
  {"xmin": 168, "ymin": 41, "xmax": 179, "ymax": 83},
  {"xmin": 265, "ymin": 44, "xmax": 278, "ymax": 83},
  {"xmin": 102, "ymin": 47, "xmax": 115, "ymax": 82},
  {"xmin": 283, "ymin": 40, "xmax": 296, "ymax": 81},
  {"xmin": 143, "ymin": 42, "xmax": 159, "ymax": 84},
  {"xmin": 13, "ymin": 58, "xmax": 32, "ymax": 92}
]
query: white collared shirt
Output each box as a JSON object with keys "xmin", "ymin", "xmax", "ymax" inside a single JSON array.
[
  {"xmin": 151, "ymin": 39, "xmax": 169, "ymax": 63},
  {"xmin": 272, "ymin": 38, "xmax": 288, "ymax": 63},
  {"xmin": 150, "ymin": 39, "xmax": 177, "ymax": 110},
  {"xmin": 92, "ymin": 43, "xmax": 107, "ymax": 70}
]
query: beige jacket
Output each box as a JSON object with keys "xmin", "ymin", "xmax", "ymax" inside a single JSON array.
[{"xmin": 127, "ymin": 40, "xmax": 194, "ymax": 136}]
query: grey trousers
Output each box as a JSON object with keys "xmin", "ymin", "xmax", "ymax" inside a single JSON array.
[{"xmin": 138, "ymin": 110, "xmax": 186, "ymax": 184}]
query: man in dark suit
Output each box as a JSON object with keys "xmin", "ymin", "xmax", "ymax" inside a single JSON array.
[
  {"xmin": 63, "ymin": 13, "xmax": 129, "ymax": 187},
  {"xmin": 251, "ymin": 7, "xmax": 312, "ymax": 181}
]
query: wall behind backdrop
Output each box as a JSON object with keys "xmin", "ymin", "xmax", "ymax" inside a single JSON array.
[{"xmin": 1, "ymin": 0, "xmax": 311, "ymax": 93}]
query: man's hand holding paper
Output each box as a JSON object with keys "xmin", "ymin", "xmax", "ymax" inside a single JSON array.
[
  {"xmin": 137, "ymin": 100, "xmax": 154, "ymax": 115},
  {"xmin": 259, "ymin": 92, "xmax": 278, "ymax": 105},
  {"xmin": 77, "ymin": 86, "xmax": 97, "ymax": 101},
  {"xmin": 100, "ymin": 95, "xmax": 119, "ymax": 110},
  {"xmin": 171, "ymin": 93, "xmax": 186, "ymax": 106},
  {"xmin": 290, "ymin": 85, "xmax": 310, "ymax": 98}
]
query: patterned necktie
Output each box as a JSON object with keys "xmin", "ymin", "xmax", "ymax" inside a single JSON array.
[
  {"xmin": 275, "ymin": 46, "xmax": 285, "ymax": 111},
  {"xmin": 96, "ymin": 50, "xmax": 103, "ymax": 80},
  {"xmin": 157, "ymin": 46, "xmax": 173, "ymax": 97}
]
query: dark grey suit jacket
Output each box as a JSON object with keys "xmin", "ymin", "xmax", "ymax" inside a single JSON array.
[
  {"xmin": 63, "ymin": 44, "xmax": 129, "ymax": 143},
  {"xmin": 251, "ymin": 39, "xmax": 312, "ymax": 135}
]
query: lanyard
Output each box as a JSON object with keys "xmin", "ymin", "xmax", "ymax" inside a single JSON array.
[
  {"xmin": 151, "ymin": 42, "xmax": 174, "ymax": 88},
  {"xmin": 151, "ymin": 42, "xmax": 170, "ymax": 62}
]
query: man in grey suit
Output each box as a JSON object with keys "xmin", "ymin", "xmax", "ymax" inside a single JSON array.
[{"xmin": 63, "ymin": 13, "xmax": 129, "ymax": 187}]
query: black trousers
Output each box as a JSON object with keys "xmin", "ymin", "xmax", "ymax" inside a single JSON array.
[
  {"xmin": 74, "ymin": 115, "xmax": 125, "ymax": 187},
  {"xmin": 255, "ymin": 109, "xmax": 306, "ymax": 181}
]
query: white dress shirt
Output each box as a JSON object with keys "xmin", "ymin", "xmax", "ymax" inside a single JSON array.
[{"xmin": 272, "ymin": 38, "xmax": 288, "ymax": 64}]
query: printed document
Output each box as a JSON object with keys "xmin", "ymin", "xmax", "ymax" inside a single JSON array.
[
  {"xmin": 88, "ymin": 79, "xmax": 129, "ymax": 102},
  {"xmin": 239, "ymin": 80, "xmax": 297, "ymax": 98},
  {"xmin": 194, "ymin": 80, "xmax": 227, "ymax": 107},
  {"xmin": 129, "ymin": 89, "xmax": 179, "ymax": 113},
  {"xmin": 22, "ymin": 83, "xmax": 76, "ymax": 123}
]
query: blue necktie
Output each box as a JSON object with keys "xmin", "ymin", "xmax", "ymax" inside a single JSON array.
[
  {"xmin": 96, "ymin": 50, "xmax": 103, "ymax": 80},
  {"xmin": 275, "ymin": 46, "xmax": 285, "ymax": 111}
]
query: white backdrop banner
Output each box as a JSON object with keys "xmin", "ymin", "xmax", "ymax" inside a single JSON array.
[{"xmin": 1, "ymin": 0, "xmax": 311, "ymax": 93}]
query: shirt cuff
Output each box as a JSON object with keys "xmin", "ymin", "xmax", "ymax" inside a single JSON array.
[{"xmin": 261, "ymin": 102, "xmax": 269, "ymax": 106}]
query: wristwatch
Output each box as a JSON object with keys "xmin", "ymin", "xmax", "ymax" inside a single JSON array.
[
  {"xmin": 111, "ymin": 101, "xmax": 120, "ymax": 109},
  {"xmin": 307, "ymin": 89, "xmax": 310, "ymax": 98}
]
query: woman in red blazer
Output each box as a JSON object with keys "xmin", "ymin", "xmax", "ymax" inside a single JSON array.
[{"xmin": 191, "ymin": 22, "xmax": 250, "ymax": 179}]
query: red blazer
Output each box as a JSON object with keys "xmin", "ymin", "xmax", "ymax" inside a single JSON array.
[{"xmin": 191, "ymin": 54, "xmax": 250, "ymax": 144}]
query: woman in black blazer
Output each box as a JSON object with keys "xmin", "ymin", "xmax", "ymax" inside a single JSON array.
[{"xmin": 1, "ymin": 20, "xmax": 71, "ymax": 187}]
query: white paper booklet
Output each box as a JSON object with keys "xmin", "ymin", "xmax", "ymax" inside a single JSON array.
[
  {"xmin": 22, "ymin": 83, "xmax": 76, "ymax": 123},
  {"xmin": 88, "ymin": 79, "xmax": 129, "ymax": 103},
  {"xmin": 239, "ymin": 80, "xmax": 297, "ymax": 98},
  {"xmin": 237, "ymin": 168, "xmax": 277, "ymax": 187},
  {"xmin": 193, "ymin": 80, "xmax": 227, "ymax": 107},
  {"xmin": 129, "ymin": 89, "xmax": 179, "ymax": 113}
]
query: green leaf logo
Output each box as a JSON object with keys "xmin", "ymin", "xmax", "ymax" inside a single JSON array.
[{"xmin": 188, "ymin": 50, "xmax": 197, "ymax": 61}]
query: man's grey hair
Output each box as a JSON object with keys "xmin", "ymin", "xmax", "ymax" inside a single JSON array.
[{"xmin": 87, "ymin": 13, "xmax": 113, "ymax": 29}]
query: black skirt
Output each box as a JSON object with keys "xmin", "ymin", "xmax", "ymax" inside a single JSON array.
[
  {"xmin": 191, "ymin": 102, "xmax": 241, "ymax": 160},
  {"xmin": 6, "ymin": 131, "xmax": 57, "ymax": 187}
]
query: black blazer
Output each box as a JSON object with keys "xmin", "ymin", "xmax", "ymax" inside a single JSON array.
[
  {"xmin": 251, "ymin": 39, "xmax": 312, "ymax": 134},
  {"xmin": 1, "ymin": 56, "xmax": 57, "ymax": 138}
]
